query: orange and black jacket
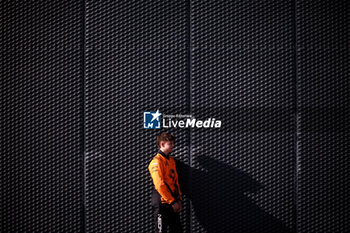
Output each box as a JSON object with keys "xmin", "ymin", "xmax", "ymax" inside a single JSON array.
[{"xmin": 148, "ymin": 150, "xmax": 182, "ymax": 206}]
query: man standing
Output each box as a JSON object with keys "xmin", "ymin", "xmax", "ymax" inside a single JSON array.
[{"xmin": 148, "ymin": 132, "xmax": 183, "ymax": 233}]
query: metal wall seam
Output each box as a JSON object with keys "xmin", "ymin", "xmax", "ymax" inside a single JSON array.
[
  {"xmin": 291, "ymin": 0, "xmax": 299, "ymax": 232},
  {"xmin": 187, "ymin": 1, "xmax": 193, "ymax": 233},
  {"xmin": 82, "ymin": 0, "xmax": 87, "ymax": 232}
]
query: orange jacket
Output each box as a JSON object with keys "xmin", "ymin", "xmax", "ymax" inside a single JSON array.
[{"xmin": 148, "ymin": 150, "xmax": 182, "ymax": 205}]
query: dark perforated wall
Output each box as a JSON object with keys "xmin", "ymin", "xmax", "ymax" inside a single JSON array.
[
  {"xmin": 190, "ymin": 0, "xmax": 295, "ymax": 232},
  {"xmin": 2, "ymin": 1, "xmax": 84, "ymax": 232},
  {"xmin": 2, "ymin": 0, "xmax": 348, "ymax": 232},
  {"xmin": 84, "ymin": 1, "xmax": 190, "ymax": 232},
  {"xmin": 295, "ymin": 0, "xmax": 349, "ymax": 232}
]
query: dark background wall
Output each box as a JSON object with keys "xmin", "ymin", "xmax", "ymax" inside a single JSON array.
[{"xmin": 2, "ymin": 0, "xmax": 348, "ymax": 233}]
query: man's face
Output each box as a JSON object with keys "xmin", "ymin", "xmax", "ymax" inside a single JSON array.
[{"xmin": 161, "ymin": 140, "xmax": 175, "ymax": 154}]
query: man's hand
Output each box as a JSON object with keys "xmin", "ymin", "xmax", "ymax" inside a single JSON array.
[{"xmin": 172, "ymin": 200, "xmax": 182, "ymax": 213}]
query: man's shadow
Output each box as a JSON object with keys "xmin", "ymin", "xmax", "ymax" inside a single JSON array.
[{"xmin": 175, "ymin": 155, "xmax": 293, "ymax": 233}]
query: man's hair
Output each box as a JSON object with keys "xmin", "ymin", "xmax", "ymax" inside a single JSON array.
[{"xmin": 156, "ymin": 132, "xmax": 176, "ymax": 148}]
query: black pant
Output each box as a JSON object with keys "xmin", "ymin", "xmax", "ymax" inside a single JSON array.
[{"xmin": 153, "ymin": 203, "xmax": 183, "ymax": 233}]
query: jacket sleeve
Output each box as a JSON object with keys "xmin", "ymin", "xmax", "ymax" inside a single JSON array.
[
  {"xmin": 175, "ymin": 166, "xmax": 182, "ymax": 201},
  {"xmin": 149, "ymin": 158, "xmax": 176, "ymax": 205}
]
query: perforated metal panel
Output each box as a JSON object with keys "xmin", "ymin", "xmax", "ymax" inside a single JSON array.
[
  {"xmin": 2, "ymin": 1, "xmax": 84, "ymax": 232},
  {"xmin": 191, "ymin": 0, "xmax": 295, "ymax": 232},
  {"xmin": 84, "ymin": 1, "xmax": 190, "ymax": 232},
  {"xmin": 2, "ymin": 0, "xmax": 348, "ymax": 232},
  {"xmin": 295, "ymin": 0, "xmax": 349, "ymax": 232}
]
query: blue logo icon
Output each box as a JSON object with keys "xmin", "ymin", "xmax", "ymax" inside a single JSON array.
[{"xmin": 143, "ymin": 110, "xmax": 162, "ymax": 129}]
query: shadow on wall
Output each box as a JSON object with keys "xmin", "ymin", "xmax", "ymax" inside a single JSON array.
[{"xmin": 175, "ymin": 155, "xmax": 293, "ymax": 233}]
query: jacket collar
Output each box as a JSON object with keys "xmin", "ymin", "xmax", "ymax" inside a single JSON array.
[{"xmin": 158, "ymin": 150, "xmax": 170, "ymax": 159}]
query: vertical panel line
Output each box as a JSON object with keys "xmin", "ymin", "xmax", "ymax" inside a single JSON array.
[
  {"xmin": 187, "ymin": 0, "xmax": 193, "ymax": 232},
  {"xmin": 291, "ymin": 0, "xmax": 299, "ymax": 232},
  {"xmin": 82, "ymin": 0, "xmax": 87, "ymax": 232}
]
